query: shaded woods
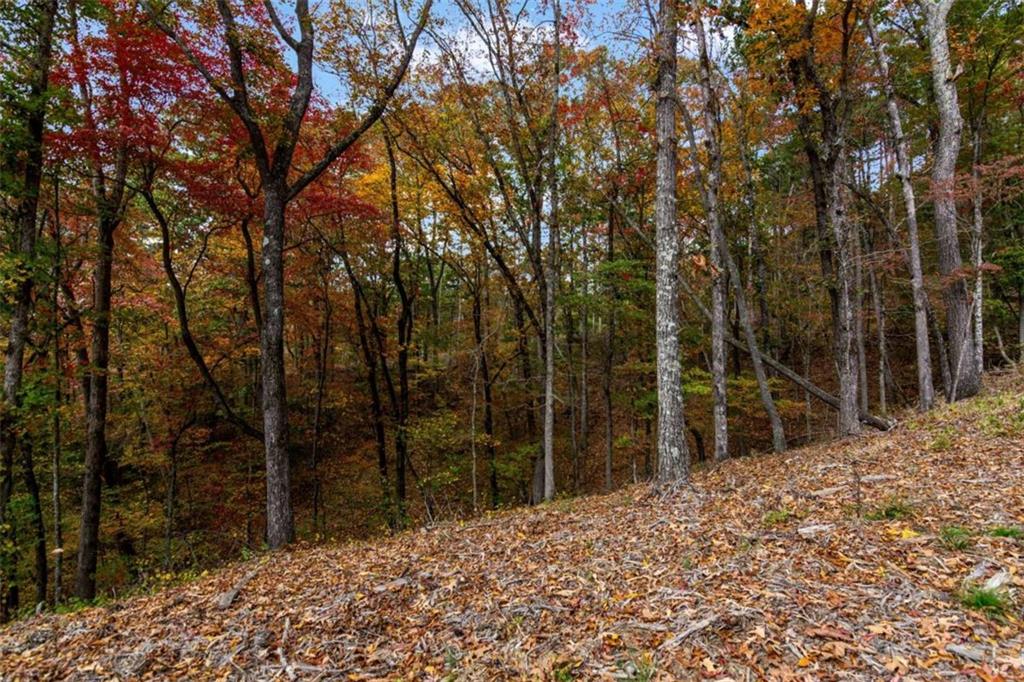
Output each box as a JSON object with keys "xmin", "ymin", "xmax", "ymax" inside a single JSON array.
[{"xmin": 0, "ymin": 0, "xmax": 1022, "ymax": 619}]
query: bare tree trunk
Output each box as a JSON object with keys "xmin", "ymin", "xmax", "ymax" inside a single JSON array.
[
  {"xmin": 75, "ymin": 212, "xmax": 116, "ymax": 601},
  {"xmin": 0, "ymin": 0, "xmax": 58, "ymax": 619},
  {"xmin": 683, "ymin": 11, "xmax": 727, "ymax": 462},
  {"xmin": 51, "ymin": 187, "xmax": 64, "ymax": 606},
  {"xmin": 867, "ymin": 246, "xmax": 889, "ymax": 416},
  {"xmin": 20, "ymin": 442, "xmax": 47, "ymax": 608},
  {"xmin": 163, "ymin": 438, "xmax": 177, "ymax": 571},
  {"xmin": 827, "ymin": 163, "xmax": 860, "ymax": 436},
  {"xmin": 259, "ymin": 186, "xmax": 293, "ymax": 549},
  {"xmin": 1019, "ymin": 282, "xmax": 1024, "ymax": 362},
  {"xmin": 855, "ymin": 228, "xmax": 868, "ymax": 413},
  {"xmin": 654, "ymin": 0, "xmax": 689, "ymax": 482},
  {"xmin": 604, "ymin": 199, "xmax": 616, "ymax": 490},
  {"xmin": 541, "ymin": 0, "xmax": 561, "ymax": 502},
  {"xmin": 687, "ymin": 13, "xmax": 785, "ymax": 453},
  {"xmin": 385, "ymin": 135, "xmax": 413, "ymax": 524},
  {"xmin": 162, "ymin": 419, "xmax": 191, "ymax": 570},
  {"xmin": 866, "ymin": 15, "xmax": 935, "ymax": 410},
  {"xmin": 310, "ymin": 259, "xmax": 331, "ymax": 535},
  {"xmin": 579, "ymin": 229, "xmax": 589, "ymax": 489},
  {"xmin": 471, "ymin": 273, "xmax": 498, "ymax": 509},
  {"xmin": 970, "ymin": 123, "xmax": 985, "ymax": 376},
  {"xmin": 925, "ymin": 0, "xmax": 980, "ymax": 400},
  {"xmin": 710, "ymin": 236, "xmax": 729, "ymax": 462},
  {"xmin": 929, "ymin": 301, "xmax": 953, "ymax": 397},
  {"xmin": 338, "ymin": 236, "xmax": 393, "ymax": 528}
]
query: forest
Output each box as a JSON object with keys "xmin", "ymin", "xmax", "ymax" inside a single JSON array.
[{"xmin": 0, "ymin": 0, "xmax": 1022, "ymax": 630}]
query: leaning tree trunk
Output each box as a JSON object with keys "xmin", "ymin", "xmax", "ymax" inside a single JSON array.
[
  {"xmin": 654, "ymin": 0, "xmax": 689, "ymax": 482},
  {"xmin": 925, "ymin": 0, "xmax": 980, "ymax": 400},
  {"xmin": 866, "ymin": 15, "xmax": 936, "ymax": 410}
]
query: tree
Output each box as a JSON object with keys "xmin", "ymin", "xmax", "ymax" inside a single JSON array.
[
  {"xmin": 0, "ymin": 0, "xmax": 58, "ymax": 620},
  {"xmin": 149, "ymin": 0, "xmax": 432, "ymax": 548},
  {"xmin": 60, "ymin": 0, "xmax": 191, "ymax": 601},
  {"xmin": 654, "ymin": 0, "xmax": 690, "ymax": 482},
  {"xmin": 865, "ymin": 11, "xmax": 936, "ymax": 411},
  {"xmin": 924, "ymin": 0, "xmax": 980, "ymax": 400}
]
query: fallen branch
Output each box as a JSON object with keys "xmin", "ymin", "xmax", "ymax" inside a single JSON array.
[
  {"xmin": 680, "ymin": 276, "xmax": 892, "ymax": 431},
  {"xmin": 659, "ymin": 615, "xmax": 718, "ymax": 650},
  {"xmin": 215, "ymin": 564, "xmax": 263, "ymax": 610}
]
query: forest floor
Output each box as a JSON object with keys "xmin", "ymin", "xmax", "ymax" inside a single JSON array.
[{"xmin": 2, "ymin": 372, "xmax": 1024, "ymax": 680}]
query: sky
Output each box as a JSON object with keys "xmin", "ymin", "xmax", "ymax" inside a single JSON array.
[{"xmin": 302, "ymin": 0, "xmax": 641, "ymax": 103}]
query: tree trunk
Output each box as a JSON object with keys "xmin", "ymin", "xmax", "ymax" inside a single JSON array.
[
  {"xmin": 259, "ymin": 185, "xmax": 293, "ymax": 549},
  {"xmin": 310, "ymin": 262, "xmax": 331, "ymax": 535},
  {"xmin": 827, "ymin": 162, "xmax": 860, "ymax": 436},
  {"xmin": 386, "ymin": 138, "xmax": 414, "ymax": 525},
  {"xmin": 866, "ymin": 15, "xmax": 935, "ymax": 410},
  {"xmin": 868, "ymin": 246, "xmax": 890, "ymax": 416},
  {"xmin": 970, "ymin": 123, "xmax": 985, "ymax": 377},
  {"xmin": 339, "ymin": 237, "xmax": 392, "ymax": 527},
  {"xmin": 925, "ymin": 0, "xmax": 980, "ymax": 400},
  {"xmin": 20, "ymin": 442, "xmax": 47, "ymax": 608},
  {"xmin": 578, "ymin": 229, "xmax": 589, "ymax": 491},
  {"xmin": 855, "ymin": 228, "xmax": 869, "ymax": 414},
  {"xmin": 0, "ymin": 0, "xmax": 58, "ymax": 619},
  {"xmin": 710, "ymin": 241, "xmax": 728, "ymax": 462},
  {"xmin": 541, "ymin": 0, "xmax": 561, "ymax": 502},
  {"xmin": 690, "ymin": 13, "xmax": 784, "ymax": 454},
  {"xmin": 654, "ymin": 0, "xmax": 689, "ymax": 482},
  {"xmin": 929, "ymin": 301, "xmax": 953, "ymax": 397},
  {"xmin": 75, "ymin": 216, "xmax": 115, "ymax": 601},
  {"xmin": 471, "ymin": 276, "xmax": 498, "ymax": 509},
  {"xmin": 603, "ymin": 201, "xmax": 616, "ymax": 491},
  {"xmin": 51, "ymin": 191, "xmax": 64, "ymax": 606}
]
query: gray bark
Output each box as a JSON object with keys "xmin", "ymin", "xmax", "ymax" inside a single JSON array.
[
  {"xmin": 51, "ymin": 185, "xmax": 63, "ymax": 606},
  {"xmin": 855, "ymin": 226, "xmax": 868, "ymax": 414},
  {"xmin": 970, "ymin": 123, "xmax": 984, "ymax": 376},
  {"xmin": 654, "ymin": 0, "xmax": 690, "ymax": 482},
  {"xmin": 680, "ymin": 277, "xmax": 891, "ymax": 432},
  {"xmin": 868, "ymin": 247, "xmax": 889, "ymax": 416},
  {"xmin": 925, "ymin": 0, "xmax": 980, "ymax": 400},
  {"xmin": 866, "ymin": 15, "xmax": 935, "ymax": 410},
  {"xmin": 685, "ymin": 14, "xmax": 786, "ymax": 453},
  {"xmin": 260, "ymin": 186, "xmax": 293, "ymax": 548},
  {"xmin": 542, "ymin": 0, "xmax": 561, "ymax": 502}
]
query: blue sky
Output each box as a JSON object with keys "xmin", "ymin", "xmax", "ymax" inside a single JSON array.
[{"xmin": 299, "ymin": 0, "xmax": 640, "ymax": 103}]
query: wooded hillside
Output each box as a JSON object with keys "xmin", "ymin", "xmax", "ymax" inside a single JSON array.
[
  {"xmin": 0, "ymin": 0, "xmax": 1022, "ymax": 641},
  {"xmin": 1, "ymin": 372, "xmax": 1022, "ymax": 678}
]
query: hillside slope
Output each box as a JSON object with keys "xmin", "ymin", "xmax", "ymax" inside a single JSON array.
[{"xmin": 2, "ymin": 374, "xmax": 1023, "ymax": 680}]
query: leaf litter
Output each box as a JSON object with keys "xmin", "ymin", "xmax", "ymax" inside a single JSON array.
[{"xmin": 2, "ymin": 373, "xmax": 1022, "ymax": 680}]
